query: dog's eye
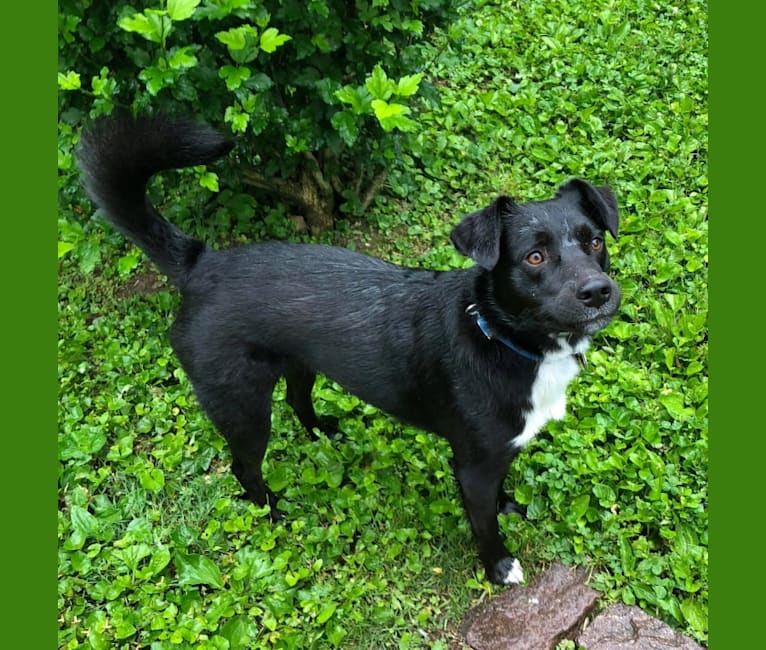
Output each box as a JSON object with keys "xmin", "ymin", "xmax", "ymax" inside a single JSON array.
[
  {"xmin": 590, "ymin": 237, "xmax": 604, "ymax": 252},
  {"xmin": 526, "ymin": 251, "xmax": 545, "ymax": 265}
]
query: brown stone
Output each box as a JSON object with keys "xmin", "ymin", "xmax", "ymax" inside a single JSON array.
[
  {"xmin": 461, "ymin": 563, "xmax": 600, "ymax": 650},
  {"xmin": 578, "ymin": 604, "xmax": 704, "ymax": 650}
]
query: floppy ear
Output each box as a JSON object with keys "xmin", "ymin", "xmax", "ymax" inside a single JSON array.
[
  {"xmin": 450, "ymin": 196, "xmax": 512, "ymax": 270},
  {"xmin": 558, "ymin": 179, "xmax": 619, "ymax": 239}
]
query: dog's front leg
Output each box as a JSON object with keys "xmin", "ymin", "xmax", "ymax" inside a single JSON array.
[{"xmin": 454, "ymin": 459, "xmax": 524, "ymax": 586}]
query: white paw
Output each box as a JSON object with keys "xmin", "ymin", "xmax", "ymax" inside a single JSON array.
[{"xmin": 503, "ymin": 558, "xmax": 524, "ymax": 585}]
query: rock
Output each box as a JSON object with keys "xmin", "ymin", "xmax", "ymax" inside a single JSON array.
[
  {"xmin": 461, "ymin": 563, "xmax": 600, "ymax": 650},
  {"xmin": 578, "ymin": 604, "xmax": 704, "ymax": 650}
]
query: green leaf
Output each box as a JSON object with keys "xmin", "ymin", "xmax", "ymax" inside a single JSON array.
[
  {"xmin": 246, "ymin": 72, "xmax": 273, "ymax": 92},
  {"xmin": 118, "ymin": 10, "xmax": 172, "ymax": 44},
  {"xmin": 195, "ymin": 0, "xmax": 251, "ymax": 20},
  {"xmin": 57, "ymin": 71, "xmax": 81, "ymax": 90},
  {"xmin": 114, "ymin": 622, "xmax": 137, "ymax": 640},
  {"xmin": 680, "ymin": 598, "xmax": 707, "ymax": 633},
  {"xmin": 395, "ymin": 73, "xmax": 423, "ymax": 97},
  {"xmin": 378, "ymin": 114, "xmax": 417, "ymax": 133},
  {"xmin": 220, "ymin": 615, "xmax": 258, "ymax": 649},
  {"xmin": 145, "ymin": 546, "xmax": 172, "ymax": 577},
  {"xmin": 370, "ymin": 99, "xmax": 417, "ymax": 132},
  {"xmin": 58, "ymin": 241, "xmax": 76, "ymax": 258},
  {"xmin": 335, "ymin": 86, "xmax": 371, "ymax": 115},
  {"xmin": 632, "ymin": 582, "xmax": 657, "ymax": 606},
  {"xmin": 260, "ymin": 27, "xmax": 291, "ymax": 53},
  {"xmin": 569, "ymin": 494, "xmax": 590, "ymax": 520},
  {"xmin": 327, "ymin": 623, "xmax": 347, "ymax": 646},
  {"xmin": 114, "ymin": 543, "xmax": 152, "ymax": 572},
  {"xmin": 199, "ymin": 172, "xmax": 220, "ymax": 192},
  {"xmin": 224, "ymin": 107, "xmax": 249, "ymax": 133},
  {"xmin": 91, "ymin": 68, "xmax": 116, "ymax": 97},
  {"xmin": 175, "ymin": 552, "xmax": 224, "ymax": 588},
  {"xmin": 216, "ymin": 25, "xmax": 260, "ymax": 63},
  {"xmin": 612, "ymin": 20, "xmax": 631, "ymax": 43},
  {"xmin": 317, "ymin": 602, "xmax": 337, "ymax": 624},
  {"xmin": 365, "ymin": 65, "xmax": 394, "ymax": 100},
  {"xmin": 117, "ymin": 252, "xmax": 140, "ymax": 276},
  {"xmin": 371, "ymin": 99, "xmax": 408, "ymax": 121},
  {"xmin": 513, "ymin": 484, "xmax": 534, "ymax": 505},
  {"xmin": 311, "ymin": 32, "xmax": 332, "ymax": 53},
  {"xmin": 140, "ymin": 66, "xmax": 174, "ymax": 95},
  {"xmin": 216, "ymin": 26, "xmax": 249, "ymax": 50},
  {"xmin": 674, "ymin": 524, "xmax": 699, "ymax": 556},
  {"xmin": 331, "ymin": 111, "xmax": 359, "ymax": 146},
  {"xmin": 219, "ymin": 65, "xmax": 251, "ymax": 90},
  {"xmin": 61, "ymin": 424, "xmax": 106, "ymax": 459},
  {"xmin": 70, "ymin": 505, "xmax": 99, "ymax": 542},
  {"xmin": 401, "ymin": 18, "xmax": 424, "ymax": 34},
  {"xmin": 168, "ymin": 46, "xmax": 199, "ymax": 70},
  {"xmin": 593, "ymin": 483, "xmax": 616, "ymax": 507},
  {"xmin": 619, "ymin": 536, "xmax": 636, "ymax": 575},
  {"xmin": 659, "ymin": 393, "xmax": 695, "ymax": 420},
  {"xmin": 167, "ymin": 0, "xmax": 200, "ymax": 21},
  {"xmin": 137, "ymin": 467, "xmax": 165, "ymax": 491}
]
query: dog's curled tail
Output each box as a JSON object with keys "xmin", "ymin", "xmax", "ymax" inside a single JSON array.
[{"xmin": 78, "ymin": 114, "xmax": 234, "ymax": 287}]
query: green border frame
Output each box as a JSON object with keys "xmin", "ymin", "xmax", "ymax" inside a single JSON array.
[
  {"xmin": 0, "ymin": 3, "xmax": 57, "ymax": 646},
  {"xmin": 709, "ymin": 2, "xmax": 760, "ymax": 646}
]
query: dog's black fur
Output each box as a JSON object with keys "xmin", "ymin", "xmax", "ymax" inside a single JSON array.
[{"xmin": 79, "ymin": 115, "xmax": 620, "ymax": 585}]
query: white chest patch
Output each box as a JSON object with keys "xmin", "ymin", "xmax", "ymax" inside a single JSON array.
[{"xmin": 512, "ymin": 338, "xmax": 590, "ymax": 449}]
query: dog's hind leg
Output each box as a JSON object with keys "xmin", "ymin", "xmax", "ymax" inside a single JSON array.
[
  {"xmin": 497, "ymin": 486, "xmax": 527, "ymax": 518},
  {"xmin": 284, "ymin": 361, "xmax": 339, "ymax": 439},
  {"xmin": 497, "ymin": 467, "xmax": 527, "ymax": 517},
  {"xmin": 190, "ymin": 356, "xmax": 285, "ymax": 520},
  {"xmin": 453, "ymin": 457, "xmax": 525, "ymax": 586}
]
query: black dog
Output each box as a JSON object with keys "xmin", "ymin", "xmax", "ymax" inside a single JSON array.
[{"xmin": 78, "ymin": 115, "xmax": 620, "ymax": 585}]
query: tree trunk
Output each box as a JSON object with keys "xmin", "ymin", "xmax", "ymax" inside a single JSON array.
[
  {"xmin": 294, "ymin": 164, "xmax": 335, "ymax": 233},
  {"xmin": 241, "ymin": 155, "xmax": 387, "ymax": 234},
  {"xmin": 242, "ymin": 156, "xmax": 335, "ymax": 234}
]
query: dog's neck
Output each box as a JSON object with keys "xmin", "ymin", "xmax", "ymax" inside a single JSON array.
[
  {"xmin": 466, "ymin": 303, "xmax": 589, "ymax": 368},
  {"xmin": 466, "ymin": 304, "xmax": 543, "ymax": 362}
]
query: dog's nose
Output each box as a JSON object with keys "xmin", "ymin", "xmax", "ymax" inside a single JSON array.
[{"xmin": 576, "ymin": 277, "xmax": 612, "ymax": 308}]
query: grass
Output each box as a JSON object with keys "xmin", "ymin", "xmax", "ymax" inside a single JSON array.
[{"xmin": 58, "ymin": 0, "xmax": 708, "ymax": 647}]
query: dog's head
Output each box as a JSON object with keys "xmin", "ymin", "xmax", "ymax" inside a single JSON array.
[{"xmin": 451, "ymin": 179, "xmax": 621, "ymax": 338}]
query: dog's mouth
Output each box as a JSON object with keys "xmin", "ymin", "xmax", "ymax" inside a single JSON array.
[
  {"xmin": 545, "ymin": 298, "xmax": 621, "ymax": 337},
  {"xmin": 576, "ymin": 312, "xmax": 618, "ymax": 335}
]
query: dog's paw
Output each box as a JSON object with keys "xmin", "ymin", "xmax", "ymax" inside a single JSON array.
[
  {"xmin": 497, "ymin": 492, "xmax": 527, "ymax": 518},
  {"xmin": 237, "ymin": 489, "xmax": 286, "ymax": 522},
  {"xmin": 488, "ymin": 557, "xmax": 525, "ymax": 586},
  {"xmin": 267, "ymin": 504, "xmax": 286, "ymax": 522},
  {"xmin": 264, "ymin": 488, "xmax": 286, "ymax": 522}
]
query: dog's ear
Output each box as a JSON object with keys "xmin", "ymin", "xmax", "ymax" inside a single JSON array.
[
  {"xmin": 450, "ymin": 196, "xmax": 513, "ymax": 270},
  {"xmin": 558, "ymin": 179, "xmax": 619, "ymax": 239}
]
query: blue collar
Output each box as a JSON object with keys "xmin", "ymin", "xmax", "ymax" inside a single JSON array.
[{"xmin": 466, "ymin": 304, "xmax": 543, "ymax": 363}]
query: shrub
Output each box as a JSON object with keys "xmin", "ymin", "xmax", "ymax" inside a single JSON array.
[{"xmin": 58, "ymin": 0, "xmax": 461, "ymax": 232}]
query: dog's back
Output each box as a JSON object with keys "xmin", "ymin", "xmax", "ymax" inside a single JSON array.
[{"xmin": 174, "ymin": 240, "xmax": 475, "ymax": 428}]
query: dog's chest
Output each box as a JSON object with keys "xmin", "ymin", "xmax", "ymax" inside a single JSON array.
[{"xmin": 512, "ymin": 343, "xmax": 588, "ymax": 448}]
